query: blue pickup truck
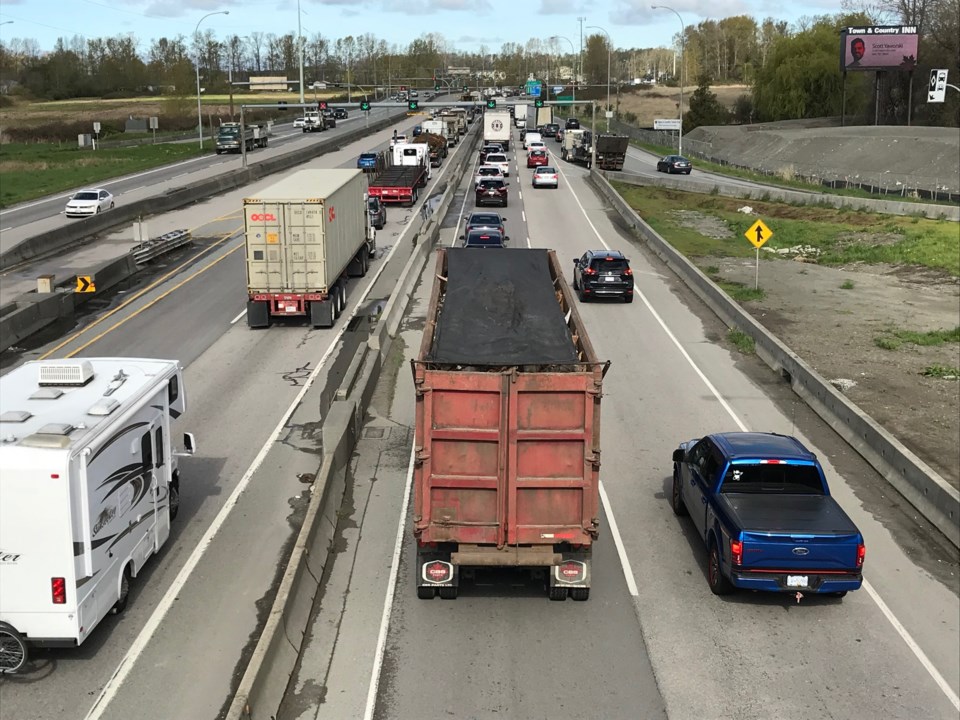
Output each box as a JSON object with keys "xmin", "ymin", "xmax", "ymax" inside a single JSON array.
[
  {"xmin": 671, "ymin": 432, "xmax": 865, "ymax": 599},
  {"xmin": 357, "ymin": 151, "xmax": 385, "ymax": 173}
]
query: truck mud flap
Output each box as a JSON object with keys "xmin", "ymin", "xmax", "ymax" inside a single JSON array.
[
  {"xmin": 347, "ymin": 250, "xmax": 367, "ymax": 278},
  {"xmin": 548, "ymin": 552, "xmax": 592, "ymax": 601},
  {"xmin": 310, "ymin": 298, "xmax": 335, "ymax": 329},
  {"xmin": 246, "ymin": 300, "xmax": 271, "ymax": 329},
  {"xmin": 417, "ymin": 548, "xmax": 459, "ymax": 600}
]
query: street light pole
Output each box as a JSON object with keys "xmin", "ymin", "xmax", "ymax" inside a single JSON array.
[
  {"xmin": 549, "ymin": 35, "xmax": 576, "ymax": 104},
  {"xmin": 195, "ymin": 10, "xmax": 229, "ymax": 150},
  {"xmin": 652, "ymin": 4, "xmax": 684, "ymax": 156},
  {"xmin": 587, "ymin": 25, "xmax": 611, "ymax": 132},
  {"xmin": 297, "ymin": 0, "xmax": 305, "ymax": 104}
]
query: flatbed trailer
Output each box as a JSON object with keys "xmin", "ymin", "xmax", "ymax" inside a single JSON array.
[
  {"xmin": 412, "ymin": 248, "xmax": 609, "ymax": 601},
  {"xmin": 367, "ymin": 161, "xmax": 428, "ymax": 207}
]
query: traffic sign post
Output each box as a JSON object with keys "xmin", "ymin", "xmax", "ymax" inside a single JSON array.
[
  {"xmin": 928, "ymin": 69, "xmax": 949, "ymax": 103},
  {"xmin": 745, "ymin": 219, "xmax": 773, "ymax": 289},
  {"xmin": 76, "ymin": 275, "xmax": 96, "ymax": 293}
]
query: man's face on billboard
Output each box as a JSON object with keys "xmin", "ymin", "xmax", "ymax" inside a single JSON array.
[{"xmin": 851, "ymin": 39, "xmax": 866, "ymax": 60}]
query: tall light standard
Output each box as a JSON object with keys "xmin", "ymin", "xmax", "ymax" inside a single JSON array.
[
  {"xmin": 297, "ymin": 0, "xmax": 305, "ymax": 103},
  {"xmin": 195, "ymin": 10, "xmax": 229, "ymax": 149},
  {"xmin": 549, "ymin": 35, "xmax": 576, "ymax": 104},
  {"xmin": 587, "ymin": 25, "xmax": 611, "ymax": 131},
  {"xmin": 651, "ymin": 4, "xmax": 685, "ymax": 155}
]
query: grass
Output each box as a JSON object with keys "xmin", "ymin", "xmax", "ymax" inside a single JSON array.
[
  {"xmin": 728, "ymin": 329, "xmax": 755, "ymax": 354},
  {"xmin": 840, "ymin": 280, "xmax": 856, "ymax": 289},
  {"xmin": 0, "ymin": 141, "xmax": 211, "ymax": 207},
  {"xmin": 611, "ymin": 183, "xmax": 960, "ymax": 277},
  {"xmin": 874, "ymin": 326, "xmax": 960, "ymax": 350},
  {"xmin": 922, "ymin": 364, "xmax": 960, "ymax": 379},
  {"xmin": 716, "ymin": 279, "xmax": 766, "ymax": 302}
]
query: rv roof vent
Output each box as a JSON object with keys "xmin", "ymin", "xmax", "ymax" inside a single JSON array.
[
  {"xmin": 37, "ymin": 422, "xmax": 75, "ymax": 436},
  {"xmin": 20, "ymin": 433, "xmax": 72, "ymax": 449},
  {"xmin": 0, "ymin": 410, "xmax": 32, "ymax": 423},
  {"xmin": 30, "ymin": 387, "xmax": 64, "ymax": 400},
  {"xmin": 87, "ymin": 398, "xmax": 120, "ymax": 416},
  {"xmin": 39, "ymin": 360, "xmax": 94, "ymax": 387}
]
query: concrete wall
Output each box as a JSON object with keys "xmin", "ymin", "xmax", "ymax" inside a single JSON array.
[{"xmin": 588, "ymin": 170, "xmax": 959, "ymax": 549}]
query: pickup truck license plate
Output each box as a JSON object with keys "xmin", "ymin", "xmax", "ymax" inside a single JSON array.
[{"xmin": 786, "ymin": 575, "xmax": 808, "ymax": 587}]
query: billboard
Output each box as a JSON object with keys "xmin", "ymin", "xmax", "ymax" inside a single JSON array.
[{"xmin": 840, "ymin": 26, "xmax": 919, "ymax": 72}]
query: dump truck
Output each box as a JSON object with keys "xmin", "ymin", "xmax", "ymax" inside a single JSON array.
[
  {"xmin": 243, "ymin": 168, "xmax": 376, "ymax": 329},
  {"xmin": 408, "ymin": 132, "xmax": 447, "ymax": 167},
  {"xmin": 594, "ymin": 134, "xmax": 630, "ymax": 171},
  {"xmin": 561, "ymin": 128, "xmax": 593, "ymax": 166},
  {"xmin": 367, "ymin": 143, "xmax": 430, "ymax": 207},
  {"xmin": 215, "ymin": 122, "xmax": 268, "ymax": 154},
  {"xmin": 412, "ymin": 247, "xmax": 609, "ymax": 601}
]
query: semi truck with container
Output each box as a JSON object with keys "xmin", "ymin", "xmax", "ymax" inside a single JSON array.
[
  {"xmin": 243, "ymin": 168, "xmax": 376, "ymax": 329},
  {"xmin": 367, "ymin": 143, "xmax": 431, "ymax": 207},
  {"xmin": 412, "ymin": 247, "xmax": 608, "ymax": 601},
  {"xmin": 437, "ymin": 114, "xmax": 461, "ymax": 146},
  {"xmin": 215, "ymin": 122, "xmax": 269, "ymax": 154},
  {"xmin": 483, "ymin": 108, "xmax": 511, "ymax": 151},
  {"xmin": 594, "ymin": 134, "xmax": 630, "ymax": 171}
]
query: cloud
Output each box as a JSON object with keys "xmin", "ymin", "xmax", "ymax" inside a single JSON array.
[
  {"xmin": 457, "ymin": 34, "xmax": 505, "ymax": 44},
  {"xmin": 612, "ymin": 0, "xmax": 751, "ymax": 25},
  {"xmin": 387, "ymin": 0, "xmax": 491, "ymax": 14},
  {"xmin": 536, "ymin": 0, "xmax": 583, "ymax": 13}
]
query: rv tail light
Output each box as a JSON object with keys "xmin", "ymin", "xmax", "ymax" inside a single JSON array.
[
  {"xmin": 730, "ymin": 539, "xmax": 743, "ymax": 566},
  {"xmin": 52, "ymin": 577, "xmax": 66, "ymax": 604},
  {"xmin": 856, "ymin": 542, "xmax": 866, "ymax": 567}
]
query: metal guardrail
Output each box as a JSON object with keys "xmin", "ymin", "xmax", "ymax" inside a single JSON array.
[{"xmin": 131, "ymin": 229, "xmax": 192, "ymax": 265}]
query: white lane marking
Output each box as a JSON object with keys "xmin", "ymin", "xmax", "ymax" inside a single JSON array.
[
  {"xmin": 172, "ymin": 173, "xmax": 187, "ymax": 179},
  {"xmin": 125, "ymin": 186, "xmax": 145, "ymax": 194},
  {"xmin": 599, "ymin": 481, "xmax": 638, "ymax": 596},
  {"xmin": 565, "ymin": 165, "xmax": 959, "ymax": 711},
  {"xmin": 0, "ymin": 155, "xmax": 210, "ymax": 216},
  {"xmin": 230, "ymin": 309, "xmax": 247, "ymax": 325},
  {"xmin": 84, "ymin": 179, "xmax": 421, "ymax": 720},
  {"xmin": 1, "ymin": 226, "xmax": 11, "ymax": 232},
  {"xmin": 525, "ymin": 236, "xmax": 531, "ymax": 249},
  {"xmin": 363, "ymin": 442, "xmax": 416, "ymax": 720},
  {"xmin": 521, "ymin": 210, "xmax": 526, "ymax": 222}
]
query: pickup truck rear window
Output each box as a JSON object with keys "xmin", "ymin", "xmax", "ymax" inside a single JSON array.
[{"xmin": 720, "ymin": 463, "xmax": 825, "ymax": 495}]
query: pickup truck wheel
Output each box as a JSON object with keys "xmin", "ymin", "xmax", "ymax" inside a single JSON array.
[
  {"xmin": 0, "ymin": 623, "xmax": 28, "ymax": 674},
  {"xmin": 417, "ymin": 586, "xmax": 436, "ymax": 600},
  {"xmin": 833, "ymin": 591, "xmax": 848, "ymax": 598},
  {"xmin": 707, "ymin": 543, "xmax": 734, "ymax": 595},
  {"xmin": 671, "ymin": 471, "xmax": 688, "ymax": 516},
  {"xmin": 570, "ymin": 587, "xmax": 590, "ymax": 601},
  {"xmin": 549, "ymin": 586, "xmax": 568, "ymax": 601}
]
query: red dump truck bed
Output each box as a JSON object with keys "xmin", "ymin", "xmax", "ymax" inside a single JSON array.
[{"xmin": 412, "ymin": 247, "xmax": 608, "ymax": 601}]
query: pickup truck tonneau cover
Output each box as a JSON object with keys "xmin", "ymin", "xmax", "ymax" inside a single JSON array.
[{"xmin": 718, "ymin": 494, "xmax": 860, "ymax": 536}]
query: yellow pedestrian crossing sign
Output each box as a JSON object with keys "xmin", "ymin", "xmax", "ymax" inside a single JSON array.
[
  {"xmin": 76, "ymin": 275, "xmax": 96, "ymax": 293},
  {"xmin": 745, "ymin": 219, "xmax": 773, "ymax": 248}
]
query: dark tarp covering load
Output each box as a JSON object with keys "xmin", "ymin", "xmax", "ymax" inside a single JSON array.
[{"xmin": 428, "ymin": 248, "xmax": 578, "ymax": 366}]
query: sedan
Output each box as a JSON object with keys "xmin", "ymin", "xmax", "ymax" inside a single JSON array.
[
  {"xmin": 484, "ymin": 153, "xmax": 510, "ymax": 177},
  {"xmin": 65, "ymin": 188, "xmax": 114, "ymax": 218},
  {"xmin": 657, "ymin": 155, "xmax": 693, "ymax": 174},
  {"xmin": 333, "ymin": 108, "xmax": 348, "ymax": 119},
  {"xmin": 555, "ymin": 128, "xmax": 564, "ymax": 143},
  {"xmin": 532, "ymin": 166, "xmax": 559, "ymax": 189},
  {"xmin": 463, "ymin": 211, "xmax": 507, "ymax": 236},
  {"xmin": 526, "ymin": 141, "xmax": 547, "ymax": 156},
  {"xmin": 475, "ymin": 164, "xmax": 505, "ymax": 186},
  {"xmin": 475, "ymin": 179, "xmax": 509, "ymax": 208},
  {"xmin": 527, "ymin": 149, "xmax": 549, "ymax": 168},
  {"xmin": 293, "ymin": 116, "xmax": 307, "ymax": 128}
]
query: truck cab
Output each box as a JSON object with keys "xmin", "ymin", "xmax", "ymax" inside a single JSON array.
[{"xmin": 302, "ymin": 111, "xmax": 325, "ymax": 133}]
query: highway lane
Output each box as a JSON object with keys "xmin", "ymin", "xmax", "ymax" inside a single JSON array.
[
  {"xmin": 0, "ymin": 117, "xmax": 475, "ymax": 720},
  {"xmin": 280, "ymin": 121, "xmax": 959, "ymax": 719},
  {"xmin": 0, "ymin": 108, "xmax": 400, "ymax": 253}
]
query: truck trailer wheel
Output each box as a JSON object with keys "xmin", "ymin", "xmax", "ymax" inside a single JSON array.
[
  {"xmin": 549, "ymin": 586, "xmax": 568, "ymax": 601},
  {"xmin": 439, "ymin": 586, "xmax": 458, "ymax": 600},
  {"xmin": 0, "ymin": 623, "xmax": 27, "ymax": 674},
  {"xmin": 570, "ymin": 587, "xmax": 590, "ymax": 601},
  {"xmin": 417, "ymin": 586, "xmax": 436, "ymax": 600}
]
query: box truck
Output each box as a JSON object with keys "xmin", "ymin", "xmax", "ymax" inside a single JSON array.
[
  {"xmin": 412, "ymin": 248, "xmax": 609, "ymax": 601},
  {"xmin": 483, "ymin": 108, "xmax": 511, "ymax": 151},
  {"xmin": 0, "ymin": 358, "xmax": 196, "ymax": 673},
  {"xmin": 244, "ymin": 169, "xmax": 377, "ymax": 329}
]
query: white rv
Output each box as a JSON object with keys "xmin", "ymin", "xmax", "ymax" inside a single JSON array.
[{"xmin": 0, "ymin": 358, "xmax": 195, "ymax": 673}]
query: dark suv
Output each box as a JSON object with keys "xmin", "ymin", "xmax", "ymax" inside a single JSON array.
[
  {"xmin": 333, "ymin": 108, "xmax": 348, "ymax": 119},
  {"xmin": 541, "ymin": 123, "xmax": 560, "ymax": 138},
  {"xmin": 572, "ymin": 249, "xmax": 634, "ymax": 303},
  {"xmin": 367, "ymin": 196, "xmax": 386, "ymax": 230},
  {"xmin": 565, "ymin": 117, "xmax": 581, "ymax": 130},
  {"xmin": 462, "ymin": 229, "xmax": 508, "ymax": 248},
  {"xmin": 475, "ymin": 179, "xmax": 509, "ymax": 207}
]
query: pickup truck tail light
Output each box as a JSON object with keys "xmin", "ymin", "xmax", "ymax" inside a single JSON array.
[
  {"xmin": 856, "ymin": 542, "xmax": 866, "ymax": 567},
  {"xmin": 730, "ymin": 539, "xmax": 743, "ymax": 566}
]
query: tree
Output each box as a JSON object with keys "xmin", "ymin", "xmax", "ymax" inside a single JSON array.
[{"xmin": 683, "ymin": 74, "xmax": 731, "ymax": 130}]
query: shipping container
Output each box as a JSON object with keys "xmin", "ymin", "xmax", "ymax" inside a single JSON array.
[
  {"xmin": 482, "ymin": 108, "xmax": 511, "ymax": 151},
  {"xmin": 243, "ymin": 169, "xmax": 376, "ymax": 329},
  {"xmin": 412, "ymin": 248, "xmax": 609, "ymax": 601}
]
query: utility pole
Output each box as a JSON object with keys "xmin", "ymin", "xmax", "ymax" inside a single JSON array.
[
  {"xmin": 578, "ymin": 16, "xmax": 586, "ymax": 99},
  {"xmin": 297, "ymin": 0, "xmax": 304, "ymax": 103}
]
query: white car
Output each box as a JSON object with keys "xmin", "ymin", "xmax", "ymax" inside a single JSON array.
[
  {"xmin": 293, "ymin": 116, "xmax": 307, "ymax": 128},
  {"xmin": 532, "ymin": 166, "xmax": 559, "ymax": 189},
  {"xmin": 526, "ymin": 141, "xmax": 547, "ymax": 156},
  {"xmin": 484, "ymin": 153, "xmax": 510, "ymax": 177},
  {"xmin": 65, "ymin": 189, "xmax": 114, "ymax": 218},
  {"xmin": 390, "ymin": 134, "xmax": 407, "ymax": 146},
  {"xmin": 475, "ymin": 164, "xmax": 505, "ymax": 186}
]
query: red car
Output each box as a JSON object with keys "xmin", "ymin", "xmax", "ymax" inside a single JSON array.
[{"xmin": 527, "ymin": 149, "xmax": 549, "ymax": 167}]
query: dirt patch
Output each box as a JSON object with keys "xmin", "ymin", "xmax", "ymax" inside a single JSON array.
[
  {"xmin": 617, "ymin": 84, "xmax": 748, "ymax": 126},
  {"xmin": 670, "ymin": 210, "xmax": 734, "ymax": 239},
  {"xmin": 698, "ymin": 255, "xmax": 960, "ymax": 487}
]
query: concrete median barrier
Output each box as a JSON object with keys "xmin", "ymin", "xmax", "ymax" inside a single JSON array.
[{"xmin": 589, "ymin": 170, "xmax": 959, "ymax": 548}]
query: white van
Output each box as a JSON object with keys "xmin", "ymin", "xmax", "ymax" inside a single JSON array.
[
  {"xmin": 523, "ymin": 131, "xmax": 542, "ymax": 150},
  {"xmin": 0, "ymin": 358, "xmax": 196, "ymax": 673}
]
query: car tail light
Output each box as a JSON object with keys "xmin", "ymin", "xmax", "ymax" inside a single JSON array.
[
  {"xmin": 730, "ymin": 539, "xmax": 743, "ymax": 566},
  {"xmin": 52, "ymin": 577, "xmax": 66, "ymax": 604},
  {"xmin": 583, "ymin": 267, "xmax": 597, "ymax": 276},
  {"xmin": 856, "ymin": 542, "xmax": 866, "ymax": 567},
  {"xmin": 623, "ymin": 268, "xmax": 633, "ymax": 276}
]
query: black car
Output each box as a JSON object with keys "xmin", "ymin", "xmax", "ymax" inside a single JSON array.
[
  {"xmin": 333, "ymin": 108, "xmax": 348, "ymax": 119},
  {"xmin": 475, "ymin": 179, "xmax": 509, "ymax": 207},
  {"xmin": 541, "ymin": 123, "xmax": 560, "ymax": 138},
  {"xmin": 572, "ymin": 249, "xmax": 634, "ymax": 303},
  {"xmin": 480, "ymin": 144, "xmax": 504, "ymax": 163},
  {"xmin": 565, "ymin": 117, "xmax": 580, "ymax": 130},
  {"xmin": 463, "ymin": 211, "xmax": 506, "ymax": 236},
  {"xmin": 367, "ymin": 196, "xmax": 386, "ymax": 230},
  {"xmin": 462, "ymin": 229, "xmax": 507, "ymax": 248},
  {"xmin": 657, "ymin": 155, "xmax": 692, "ymax": 174}
]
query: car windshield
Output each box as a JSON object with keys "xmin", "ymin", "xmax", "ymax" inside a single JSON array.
[
  {"xmin": 478, "ymin": 168, "xmax": 500, "ymax": 176},
  {"xmin": 468, "ymin": 214, "xmax": 501, "ymax": 226},
  {"xmin": 487, "ymin": 155, "xmax": 506, "ymax": 163},
  {"xmin": 73, "ymin": 192, "xmax": 99, "ymax": 200},
  {"xmin": 537, "ymin": 167, "xmax": 556, "ymax": 174},
  {"xmin": 368, "ymin": 198, "xmax": 380, "ymax": 211},
  {"xmin": 360, "ymin": 153, "xmax": 377, "ymax": 160},
  {"xmin": 720, "ymin": 462, "xmax": 825, "ymax": 495},
  {"xmin": 592, "ymin": 258, "xmax": 629, "ymax": 272},
  {"xmin": 478, "ymin": 180, "xmax": 504, "ymax": 190}
]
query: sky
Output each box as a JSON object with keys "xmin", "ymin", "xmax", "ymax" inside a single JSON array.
[{"xmin": 0, "ymin": 0, "xmax": 838, "ymax": 55}]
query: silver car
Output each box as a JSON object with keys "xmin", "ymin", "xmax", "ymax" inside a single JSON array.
[
  {"xmin": 65, "ymin": 189, "xmax": 114, "ymax": 218},
  {"xmin": 532, "ymin": 166, "xmax": 559, "ymax": 189}
]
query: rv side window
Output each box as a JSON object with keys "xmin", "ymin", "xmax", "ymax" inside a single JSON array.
[
  {"xmin": 168, "ymin": 376, "xmax": 179, "ymax": 405},
  {"xmin": 154, "ymin": 427, "xmax": 164, "ymax": 468},
  {"xmin": 141, "ymin": 432, "xmax": 153, "ymax": 475}
]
